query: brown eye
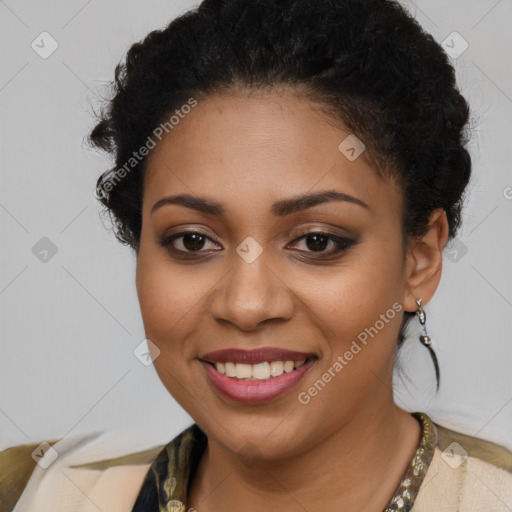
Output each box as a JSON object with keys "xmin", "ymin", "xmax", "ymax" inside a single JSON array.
[
  {"xmin": 181, "ymin": 233, "xmax": 207, "ymax": 251},
  {"xmin": 288, "ymin": 231, "xmax": 356, "ymax": 256},
  {"xmin": 304, "ymin": 233, "xmax": 329, "ymax": 252},
  {"xmin": 160, "ymin": 231, "xmax": 221, "ymax": 254}
]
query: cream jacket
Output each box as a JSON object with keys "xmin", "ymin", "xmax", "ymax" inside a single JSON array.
[{"xmin": 2, "ymin": 424, "xmax": 512, "ymax": 511}]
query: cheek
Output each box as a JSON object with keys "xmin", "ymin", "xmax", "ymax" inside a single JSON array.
[
  {"xmin": 288, "ymin": 267, "xmax": 405, "ymax": 453},
  {"xmin": 290, "ymin": 250, "xmax": 404, "ymax": 426},
  {"xmin": 304, "ymin": 236, "xmax": 405, "ymax": 364},
  {"xmin": 135, "ymin": 248, "xmax": 205, "ymax": 354},
  {"xmin": 135, "ymin": 251, "xmax": 210, "ymax": 404}
]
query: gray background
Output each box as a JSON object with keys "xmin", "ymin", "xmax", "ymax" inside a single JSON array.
[{"xmin": 1, "ymin": 0, "xmax": 511, "ymax": 453}]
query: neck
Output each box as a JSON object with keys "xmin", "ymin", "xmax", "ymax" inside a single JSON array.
[{"xmin": 188, "ymin": 401, "xmax": 421, "ymax": 512}]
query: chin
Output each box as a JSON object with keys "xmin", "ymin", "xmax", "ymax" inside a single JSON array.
[{"xmin": 199, "ymin": 410, "xmax": 315, "ymax": 460}]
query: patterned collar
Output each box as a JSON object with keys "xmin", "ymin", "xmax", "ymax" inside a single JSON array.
[{"xmin": 131, "ymin": 412, "xmax": 437, "ymax": 512}]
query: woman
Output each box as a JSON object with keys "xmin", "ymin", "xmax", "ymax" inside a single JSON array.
[{"xmin": 2, "ymin": 0, "xmax": 512, "ymax": 510}]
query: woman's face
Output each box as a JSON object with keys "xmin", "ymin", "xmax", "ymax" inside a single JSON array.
[{"xmin": 136, "ymin": 89, "xmax": 417, "ymax": 460}]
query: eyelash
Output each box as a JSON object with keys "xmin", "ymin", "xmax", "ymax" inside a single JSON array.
[{"xmin": 159, "ymin": 229, "xmax": 356, "ymax": 259}]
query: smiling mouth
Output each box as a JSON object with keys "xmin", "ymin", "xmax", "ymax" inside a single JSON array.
[
  {"xmin": 199, "ymin": 348, "xmax": 318, "ymax": 403},
  {"xmin": 201, "ymin": 357, "xmax": 317, "ymax": 381}
]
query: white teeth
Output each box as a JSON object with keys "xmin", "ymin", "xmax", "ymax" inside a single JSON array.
[
  {"xmin": 224, "ymin": 362, "xmax": 236, "ymax": 377},
  {"xmin": 253, "ymin": 362, "xmax": 271, "ymax": 380},
  {"xmin": 235, "ymin": 363, "xmax": 252, "ymax": 379},
  {"xmin": 283, "ymin": 360, "xmax": 294, "ymax": 373},
  {"xmin": 269, "ymin": 361, "xmax": 284, "ymax": 377},
  {"xmin": 213, "ymin": 359, "xmax": 308, "ymax": 379}
]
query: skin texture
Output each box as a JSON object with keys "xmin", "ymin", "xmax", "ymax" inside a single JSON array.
[{"xmin": 135, "ymin": 89, "xmax": 449, "ymax": 511}]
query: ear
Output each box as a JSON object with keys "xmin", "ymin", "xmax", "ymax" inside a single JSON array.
[{"xmin": 402, "ymin": 208, "xmax": 450, "ymax": 313}]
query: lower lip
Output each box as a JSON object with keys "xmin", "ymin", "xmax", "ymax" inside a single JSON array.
[{"xmin": 201, "ymin": 359, "xmax": 316, "ymax": 404}]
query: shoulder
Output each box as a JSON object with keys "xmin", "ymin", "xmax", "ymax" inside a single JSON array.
[
  {"xmin": 0, "ymin": 441, "xmax": 59, "ymax": 512},
  {"xmin": 412, "ymin": 421, "xmax": 512, "ymax": 511},
  {"xmin": 435, "ymin": 422, "xmax": 512, "ymax": 472},
  {"xmin": 0, "ymin": 434, "xmax": 165, "ymax": 512}
]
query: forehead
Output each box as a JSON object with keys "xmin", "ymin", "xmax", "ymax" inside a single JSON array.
[{"xmin": 143, "ymin": 91, "xmax": 402, "ymax": 220}]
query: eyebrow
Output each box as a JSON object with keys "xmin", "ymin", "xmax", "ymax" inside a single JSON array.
[{"xmin": 151, "ymin": 189, "xmax": 370, "ymax": 217}]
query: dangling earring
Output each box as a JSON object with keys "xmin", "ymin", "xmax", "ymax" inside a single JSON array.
[{"xmin": 415, "ymin": 298, "xmax": 440, "ymax": 391}]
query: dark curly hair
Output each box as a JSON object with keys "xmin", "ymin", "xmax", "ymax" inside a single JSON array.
[{"xmin": 87, "ymin": 0, "xmax": 472, "ymax": 390}]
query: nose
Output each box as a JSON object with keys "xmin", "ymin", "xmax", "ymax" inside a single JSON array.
[{"xmin": 209, "ymin": 248, "xmax": 295, "ymax": 332}]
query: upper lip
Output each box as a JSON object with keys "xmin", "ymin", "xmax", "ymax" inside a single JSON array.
[{"xmin": 200, "ymin": 347, "xmax": 316, "ymax": 364}]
